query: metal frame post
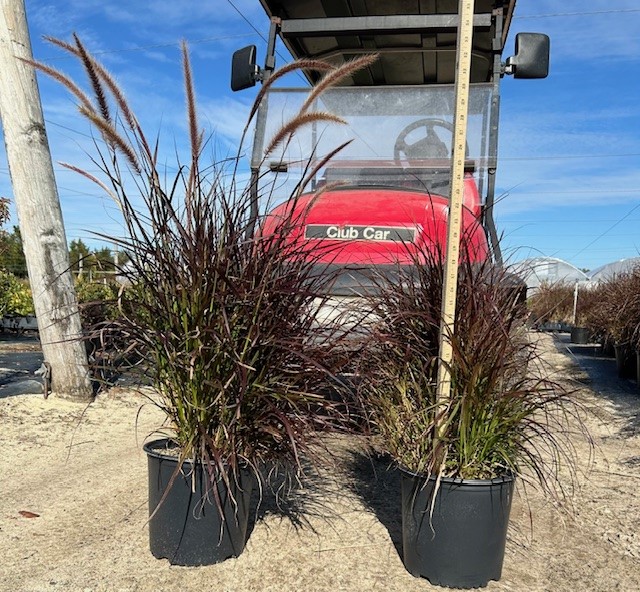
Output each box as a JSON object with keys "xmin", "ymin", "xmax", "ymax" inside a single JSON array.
[
  {"xmin": 482, "ymin": 7, "xmax": 505, "ymax": 264},
  {"xmin": 248, "ymin": 17, "xmax": 280, "ymax": 239}
]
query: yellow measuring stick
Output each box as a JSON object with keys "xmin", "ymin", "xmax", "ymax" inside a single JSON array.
[{"xmin": 436, "ymin": 0, "xmax": 476, "ymax": 416}]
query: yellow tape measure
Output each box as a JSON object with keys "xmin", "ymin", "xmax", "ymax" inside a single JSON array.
[{"xmin": 436, "ymin": 0, "xmax": 476, "ymax": 405}]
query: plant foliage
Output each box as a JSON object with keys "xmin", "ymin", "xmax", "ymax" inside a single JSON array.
[
  {"xmin": 526, "ymin": 280, "xmax": 574, "ymax": 326},
  {"xmin": 33, "ymin": 36, "xmax": 376, "ymax": 482},
  {"xmin": 359, "ymin": 241, "xmax": 580, "ymax": 487},
  {"xmin": 0, "ymin": 270, "xmax": 34, "ymax": 316},
  {"xmin": 585, "ymin": 267, "xmax": 640, "ymax": 348}
]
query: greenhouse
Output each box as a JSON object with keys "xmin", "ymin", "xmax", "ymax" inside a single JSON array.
[
  {"xmin": 509, "ymin": 257, "xmax": 588, "ymax": 293},
  {"xmin": 588, "ymin": 257, "xmax": 640, "ymax": 282}
]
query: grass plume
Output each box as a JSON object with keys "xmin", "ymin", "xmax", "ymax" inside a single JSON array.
[
  {"xmin": 38, "ymin": 36, "xmax": 368, "ymax": 495},
  {"xmin": 299, "ymin": 53, "xmax": 379, "ymax": 114},
  {"xmin": 263, "ymin": 111, "xmax": 346, "ymax": 158}
]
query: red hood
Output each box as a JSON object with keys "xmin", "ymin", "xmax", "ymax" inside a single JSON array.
[{"xmin": 263, "ymin": 186, "xmax": 489, "ymax": 265}]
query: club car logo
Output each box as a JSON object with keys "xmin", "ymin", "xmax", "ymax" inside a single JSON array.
[{"xmin": 305, "ymin": 224, "xmax": 416, "ymax": 242}]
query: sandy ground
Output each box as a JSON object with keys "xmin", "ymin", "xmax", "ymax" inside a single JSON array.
[{"xmin": 1, "ymin": 333, "xmax": 639, "ymax": 592}]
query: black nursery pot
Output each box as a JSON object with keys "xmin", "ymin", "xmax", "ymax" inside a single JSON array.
[
  {"xmin": 570, "ymin": 326, "xmax": 590, "ymax": 345},
  {"xmin": 143, "ymin": 439, "xmax": 253, "ymax": 566},
  {"xmin": 614, "ymin": 344, "xmax": 637, "ymax": 379},
  {"xmin": 400, "ymin": 469, "xmax": 515, "ymax": 589}
]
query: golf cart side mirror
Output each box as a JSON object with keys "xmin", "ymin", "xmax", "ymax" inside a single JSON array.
[
  {"xmin": 231, "ymin": 45, "xmax": 259, "ymax": 91},
  {"xmin": 505, "ymin": 33, "xmax": 550, "ymax": 79}
]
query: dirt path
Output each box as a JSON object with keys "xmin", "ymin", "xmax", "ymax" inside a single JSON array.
[{"xmin": 1, "ymin": 333, "xmax": 639, "ymax": 592}]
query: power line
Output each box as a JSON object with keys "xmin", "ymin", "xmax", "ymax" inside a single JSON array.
[
  {"xmin": 5, "ymin": 138, "xmax": 639, "ymax": 170},
  {"xmin": 41, "ymin": 33, "xmax": 257, "ymax": 61},
  {"xmin": 44, "ymin": 119, "xmax": 99, "ymax": 141},
  {"xmin": 569, "ymin": 201, "xmax": 640, "ymax": 261},
  {"xmin": 225, "ymin": 0, "xmax": 309, "ymax": 85},
  {"xmin": 226, "ymin": 0, "xmax": 268, "ymax": 43},
  {"xmin": 30, "ymin": 8, "xmax": 640, "ymax": 66},
  {"xmin": 506, "ymin": 231, "xmax": 640, "ymax": 238},
  {"xmin": 516, "ymin": 9, "xmax": 640, "ymax": 19},
  {"xmin": 500, "ymin": 218, "xmax": 640, "ymax": 223},
  {"xmin": 510, "ymin": 189, "xmax": 640, "ymax": 195},
  {"xmin": 500, "ymin": 152, "xmax": 640, "ymax": 162}
]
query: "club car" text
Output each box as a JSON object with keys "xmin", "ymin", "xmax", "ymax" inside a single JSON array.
[{"xmin": 304, "ymin": 224, "xmax": 416, "ymax": 242}]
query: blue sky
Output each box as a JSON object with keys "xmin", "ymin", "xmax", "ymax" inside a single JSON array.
[{"xmin": 1, "ymin": 0, "xmax": 639, "ymax": 272}]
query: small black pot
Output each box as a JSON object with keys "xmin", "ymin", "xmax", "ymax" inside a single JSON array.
[
  {"xmin": 570, "ymin": 326, "xmax": 590, "ymax": 345},
  {"xmin": 614, "ymin": 344, "xmax": 637, "ymax": 379},
  {"xmin": 600, "ymin": 338, "xmax": 615, "ymax": 357},
  {"xmin": 400, "ymin": 469, "xmax": 515, "ymax": 589},
  {"xmin": 144, "ymin": 439, "xmax": 253, "ymax": 566}
]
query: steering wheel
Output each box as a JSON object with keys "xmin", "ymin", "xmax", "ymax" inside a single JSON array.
[{"xmin": 393, "ymin": 118, "xmax": 456, "ymax": 163}]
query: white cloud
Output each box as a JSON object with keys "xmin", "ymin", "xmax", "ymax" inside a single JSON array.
[
  {"xmin": 511, "ymin": 0, "xmax": 640, "ymax": 63},
  {"xmin": 60, "ymin": 0, "xmax": 266, "ymax": 46},
  {"xmin": 495, "ymin": 160, "xmax": 640, "ymax": 217},
  {"xmin": 199, "ymin": 96, "xmax": 255, "ymax": 148},
  {"xmin": 28, "ymin": 2, "xmax": 73, "ymax": 36},
  {"xmin": 495, "ymin": 90, "xmax": 640, "ymax": 216}
]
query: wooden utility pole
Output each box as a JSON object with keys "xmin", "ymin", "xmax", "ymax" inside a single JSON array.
[{"xmin": 0, "ymin": 0, "xmax": 93, "ymax": 401}]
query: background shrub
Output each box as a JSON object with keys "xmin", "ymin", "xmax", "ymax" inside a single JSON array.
[
  {"xmin": 526, "ymin": 281, "xmax": 574, "ymax": 326},
  {"xmin": 0, "ymin": 270, "xmax": 34, "ymax": 316}
]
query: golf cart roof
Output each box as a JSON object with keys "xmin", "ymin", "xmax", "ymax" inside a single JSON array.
[{"xmin": 258, "ymin": 0, "xmax": 516, "ymax": 85}]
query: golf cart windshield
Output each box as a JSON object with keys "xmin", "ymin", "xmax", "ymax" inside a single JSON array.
[{"xmin": 252, "ymin": 84, "xmax": 494, "ymax": 202}]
